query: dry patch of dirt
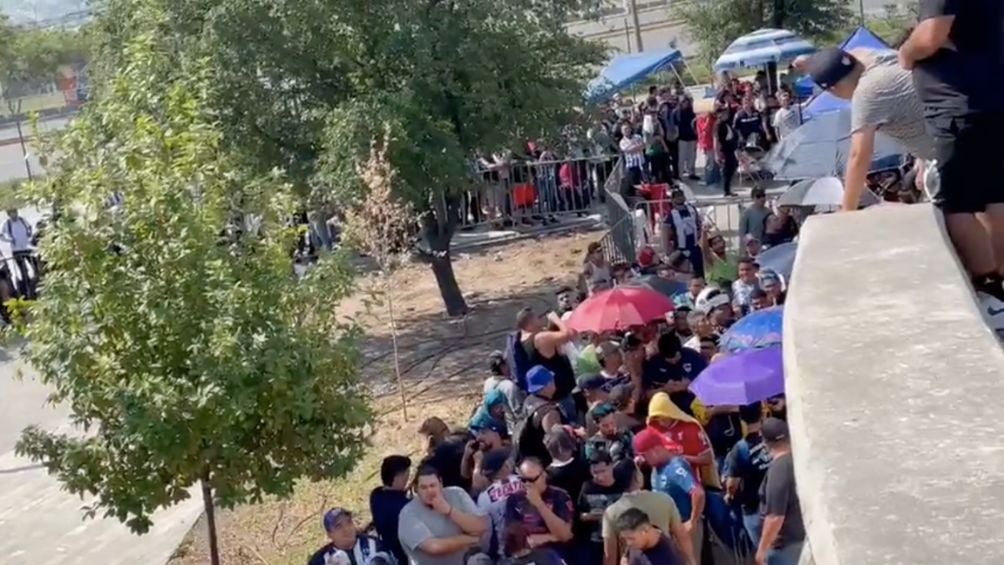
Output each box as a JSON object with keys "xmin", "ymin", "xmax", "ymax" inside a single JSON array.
[{"xmin": 169, "ymin": 228, "xmax": 604, "ymax": 565}]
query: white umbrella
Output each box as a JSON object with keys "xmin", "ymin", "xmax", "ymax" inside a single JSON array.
[
  {"xmin": 776, "ymin": 176, "xmax": 880, "ymax": 208},
  {"xmin": 714, "ymin": 28, "xmax": 815, "ymax": 72}
]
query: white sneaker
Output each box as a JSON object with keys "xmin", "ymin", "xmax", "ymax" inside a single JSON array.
[{"xmin": 977, "ymin": 292, "xmax": 1004, "ymax": 334}]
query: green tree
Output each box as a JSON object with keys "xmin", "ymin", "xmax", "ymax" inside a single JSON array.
[
  {"xmin": 0, "ymin": 18, "xmax": 91, "ymax": 179},
  {"xmin": 91, "ymin": 0, "xmax": 606, "ymax": 316},
  {"xmin": 15, "ymin": 20, "xmax": 372, "ymax": 565},
  {"xmin": 680, "ymin": 0, "xmax": 853, "ymax": 66}
]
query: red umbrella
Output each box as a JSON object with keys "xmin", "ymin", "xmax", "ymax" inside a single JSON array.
[{"xmin": 566, "ymin": 286, "xmax": 675, "ymax": 333}]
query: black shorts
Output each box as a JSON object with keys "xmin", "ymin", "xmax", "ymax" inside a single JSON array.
[{"xmin": 930, "ymin": 112, "xmax": 1004, "ymax": 214}]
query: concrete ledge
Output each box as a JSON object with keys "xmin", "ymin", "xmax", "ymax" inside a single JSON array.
[{"xmin": 784, "ymin": 204, "xmax": 1004, "ymax": 565}]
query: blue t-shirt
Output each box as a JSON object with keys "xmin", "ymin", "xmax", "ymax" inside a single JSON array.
[
  {"xmin": 642, "ymin": 349, "xmax": 708, "ymax": 390},
  {"xmin": 652, "ymin": 456, "xmax": 701, "ymax": 521}
]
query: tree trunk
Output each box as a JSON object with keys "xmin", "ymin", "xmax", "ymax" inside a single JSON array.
[
  {"xmin": 771, "ymin": 0, "xmax": 786, "ymax": 27},
  {"xmin": 422, "ymin": 194, "xmax": 468, "ymax": 317},
  {"xmin": 201, "ymin": 479, "xmax": 221, "ymax": 565},
  {"xmin": 385, "ymin": 273, "xmax": 409, "ymax": 420},
  {"xmin": 429, "ymin": 241, "xmax": 467, "ymax": 316}
]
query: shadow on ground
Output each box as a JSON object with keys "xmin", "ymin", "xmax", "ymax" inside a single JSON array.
[{"xmin": 360, "ymin": 278, "xmax": 567, "ymax": 414}]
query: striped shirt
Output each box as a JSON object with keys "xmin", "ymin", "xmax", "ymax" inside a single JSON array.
[
  {"xmin": 851, "ymin": 53, "xmax": 933, "ymax": 159},
  {"xmin": 619, "ymin": 135, "xmax": 646, "ymax": 169}
]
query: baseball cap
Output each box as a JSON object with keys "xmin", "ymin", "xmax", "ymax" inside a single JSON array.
[
  {"xmin": 695, "ymin": 287, "xmax": 730, "ymax": 315},
  {"xmin": 638, "ymin": 246, "xmax": 657, "ymax": 267},
  {"xmin": 526, "ymin": 365, "xmax": 555, "ymax": 394},
  {"xmin": 481, "ymin": 446, "xmax": 512, "ymax": 478},
  {"xmin": 608, "ymin": 382, "xmax": 634, "ymax": 408},
  {"xmin": 469, "ymin": 410, "xmax": 506, "ymax": 436},
  {"xmin": 577, "ymin": 373, "xmax": 606, "ymax": 393},
  {"xmin": 322, "ymin": 507, "xmax": 352, "ymax": 532},
  {"xmin": 632, "ymin": 427, "xmax": 683, "ymax": 455},
  {"xmin": 762, "ymin": 417, "xmax": 789, "ymax": 443},
  {"xmin": 597, "ymin": 340, "xmax": 622, "ymax": 359},
  {"xmin": 805, "ymin": 48, "xmax": 858, "ymax": 90}
]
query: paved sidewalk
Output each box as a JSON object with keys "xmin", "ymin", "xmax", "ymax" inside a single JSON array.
[{"xmin": 0, "ymin": 353, "xmax": 203, "ymax": 565}]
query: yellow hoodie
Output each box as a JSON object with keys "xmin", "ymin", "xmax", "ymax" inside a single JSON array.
[{"xmin": 647, "ymin": 392, "xmax": 723, "ymax": 490}]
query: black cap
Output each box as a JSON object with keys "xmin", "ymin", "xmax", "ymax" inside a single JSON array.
[
  {"xmin": 805, "ymin": 48, "xmax": 858, "ymax": 90},
  {"xmin": 577, "ymin": 373, "xmax": 606, "ymax": 392},
  {"xmin": 481, "ymin": 446, "xmax": 511, "ymax": 478},
  {"xmin": 762, "ymin": 417, "xmax": 789, "ymax": 443}
]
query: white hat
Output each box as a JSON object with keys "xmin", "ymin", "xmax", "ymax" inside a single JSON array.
[{"xmin": 695, "ymin": 287, "xmax": 730, "ymax": 314}]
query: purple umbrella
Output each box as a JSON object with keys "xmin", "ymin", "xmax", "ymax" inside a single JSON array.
[{"xmin": 689, "ymin": 346, "xmax": 784, "ymax": 405}]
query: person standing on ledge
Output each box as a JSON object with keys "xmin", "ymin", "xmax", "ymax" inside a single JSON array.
[
  {"xmin": 898, "ymin": 0, "xmax": 1004, "ymax": 318},
  {"xmin": 755, "ymin": 418, "xmax": 806, "ymax": 565},
  {"xmin": 801, "ymin": 47, "xmax": 934, "ymax": 212}
]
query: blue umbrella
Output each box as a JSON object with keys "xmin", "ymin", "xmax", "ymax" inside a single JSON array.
[
  {"xmin": 714, "ymin": 28, "xmax": 815, "ymax": 72},
  {"xmin": 764, "ymin": 108, "xmax": 904, "ymax": 180},
  {"xmin": 757, "ymin": 242, "xmax": 797, "ymax": 282},
  {"xmin": 720, "ymin": 306, "xmax": 783, "ymax": 353},
  {"xmin": 627, "ymin": 275, "xmax": 688, "ymax": 300},
  {"xmin": 690, "ymin": 346, "xmax": 785, "ymax": 405}
]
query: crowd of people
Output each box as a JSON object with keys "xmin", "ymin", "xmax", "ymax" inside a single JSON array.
[
  {"xmin": 605, "ymin": 75, "xmax": 802, "ymax": 201},
  {"xmin": 308, "ymin": 216, "xmax": 802, "ymax": 565},
  {"xmin": 307, "ymin": 5, "xmax": 1004, "ymax": 563},
  {"xmin": 794, "ymin": 0, "xmax": 1004, "ymax": 323}
]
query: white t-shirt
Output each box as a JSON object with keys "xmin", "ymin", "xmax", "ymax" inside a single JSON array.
[
  {"xmin": 3, "ymin": 218, "xmax": 31, "ymax": 252},
  {"xmin": 772, "ymin": 107, "xmax": 800, "ymax": 140},
  {"xmin": 477, "ymin": 476, "xmax": 524, "ymax": 555}
]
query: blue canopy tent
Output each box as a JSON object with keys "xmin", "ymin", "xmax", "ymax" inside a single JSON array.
[
  {"xmin": 586, "ymin": 48, "xmax": 683, "ymax": 103},
  {"xmin": 799, "ymin": 27, "xmax": 893, "ymax": 117}
]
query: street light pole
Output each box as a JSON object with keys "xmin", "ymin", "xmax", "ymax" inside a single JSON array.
[{"xmin": 628, "ymin": 0, "xmax": 644, "ymax": 53}]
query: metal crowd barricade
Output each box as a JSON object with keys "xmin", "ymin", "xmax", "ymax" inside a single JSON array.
[
  {"xmin": 599, "ymin": 158, "xmax": 639, "ymax": 265},
  {"xmin": 631, "ymin": 193, "xmax": 779, "ymax": 255},
  {"xmin": 464, "ymin": 154, "xmax": 618, "ymax": 229},
  {"xmin": 0, "ymin": 251, "xmax": 41, "ymax": 302}
]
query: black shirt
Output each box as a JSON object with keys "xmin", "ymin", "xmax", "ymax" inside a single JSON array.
[
  {"xmin": 733, "ymin": 109, "xmax": 764, "ymax": 142},
  {"xmin": 674, "ymin": 108, "xmax": 697, "ymax": 141},
  {"xmin": 576, "ymin": 480, "xmax": 625, "ymax": 544},
  {"xmin": 914, "ymin": 0, "xmax": 1004, "ymax": 114},
  {"xmin": 626, "ymin": 534, "xmax": 683, "ymax": 565},
  {"xmin": 368, "ymin": 487, "xmax": 410, "ymax": 564},
  {"xmin": 420, "ymin": 435, "xmax": 469, "ymax": 490},
  {"xmin": 547, "ymin": 456, "xmax": 590, "ymax": 500},
  {"xmin": 759, "ymin": 453, "xmax": 806, "ymax": 548},
  {"xmin": 705, "ymin": 412, "xmax": 744, "ymax": 458},
  {"xmin": 716, "ymin": 121, "xmax": 739, "ymax": 155},
  {"xmin": 724, "ymin": 433, "xmax": 772, "ymax": 514}
]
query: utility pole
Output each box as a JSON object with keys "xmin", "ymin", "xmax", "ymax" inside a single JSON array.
[
  {"xmin": 628, "ymin": 0, "xmax": 644, "ymax": 53},
  {"xmin": 623, "ymin": 18, "xmax": 633, "ymax": 53}
]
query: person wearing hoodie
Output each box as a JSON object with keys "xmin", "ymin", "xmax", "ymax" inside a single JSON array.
[
  {"xmin": 463, "ymin": 409, "xmax": 510, "ymax": 496},
  {"xmin": 646, "ymin": 393, "xmax": 721, "ymax": 491},
  {"xmin": 369, "ymin": 455, "xmax": 413, "ymax": 565}
]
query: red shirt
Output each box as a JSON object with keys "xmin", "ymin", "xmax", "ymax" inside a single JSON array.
[
  {"xmin": 650, "ymin": 420, "xmax": 711, "ymax": 477},
  {"xmin": 696, "ymin": 114, "xmax": 716, "ymax": 152}
]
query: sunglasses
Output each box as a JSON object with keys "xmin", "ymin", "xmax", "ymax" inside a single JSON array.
[{"xmin": 519, "ymin": 473, "xmax": 542, "ymax": 484}]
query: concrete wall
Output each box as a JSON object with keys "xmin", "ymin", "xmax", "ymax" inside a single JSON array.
[{"xmin": 783, "ymin": 203, "xmax": 1004, "ymax": 564}]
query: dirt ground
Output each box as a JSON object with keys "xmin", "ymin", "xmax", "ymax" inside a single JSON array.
[{"xmin": 168, "ymin": 228, "xmax": 604, "ymax": 565}]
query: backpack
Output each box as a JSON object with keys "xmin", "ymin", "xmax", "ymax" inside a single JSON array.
[{"xmin": 514, "ymin": 400, "xmax": 558, "ymax": 463}]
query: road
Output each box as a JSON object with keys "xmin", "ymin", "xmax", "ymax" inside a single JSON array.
[
  {"xmin": 0, "ymin": 116, "xmax": 72, "ymax": 184},
  {"xmin": 0, "ymin": 347, "xmax": 203, "ymax": 563}
]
